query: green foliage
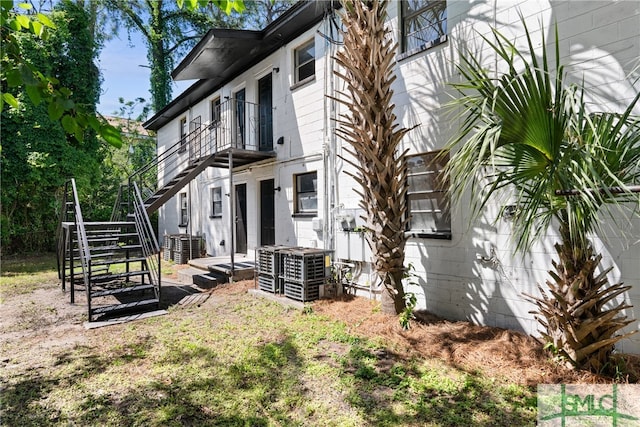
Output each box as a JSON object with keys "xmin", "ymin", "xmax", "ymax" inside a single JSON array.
[
  {"xmin": 446, "ymin": 16, "xmax": 640, "ymax": 370},
  {"xmin": 1, "ymin": 0, "xmax": 122, "ymax": 147},
  {"xmin": 0, "ymin": 1, "xmax": 107, "ymax": 253},
  {"xmin": 399, "ymin": 264, "xmax": 419, "ymax": 330},
  {"xmin": 178, "ymin": 0, "xmax": 247, "ymax": 14},
  {"xmin": 86, "ymin": 98, "xmax": 156, "ymax": 221},
  {"xmin": 399, "ymin": 292, "xmax": 417, "ymax": 330},
  {"xmin": 446, "ymin": 17, "xmax": 640, "ymax": 254}
]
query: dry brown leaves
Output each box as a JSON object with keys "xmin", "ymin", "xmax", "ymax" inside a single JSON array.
[{"xmin": 312, "ymin": 293, "xmax": 640, "ymax": 386}]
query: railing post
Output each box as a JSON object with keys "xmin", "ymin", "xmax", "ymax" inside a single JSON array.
[
  {"xmin": 229, "ymin": 150, "xmax": 235, "ymax": 278},
  {"xmin": 69, "ymin": 227, "xmax": 74, "ymax": 304}
]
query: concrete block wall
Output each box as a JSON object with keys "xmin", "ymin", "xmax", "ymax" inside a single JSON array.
[{"xmin": 368, "ymin": 0, "xmax": 640, "ymax": 352}]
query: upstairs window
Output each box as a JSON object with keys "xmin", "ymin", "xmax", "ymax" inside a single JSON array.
[
  {"xmin": 401, "ymin": 1, "xmax": 447, "ymax": 55},
  {"xmin": 406, "ymin": 151, "xmax": 451, "ymax": 238},
  {"xmin": 211, "ymin": 98, "xmax": 221, "ymax": 125},
  {"xmin": 294, "ymin": 40, "xmax": 315, "ymax": 84},
  {"xmin": 211, "ymin": 187, "xmax": 222, "ymax": 218},
  {"xmin": 179, "ymin": 117, "xmax": 187, "ymax": 152},
  {"xmin": 294, "ymin": 171, "xmax": 317, "ymax": 214}
]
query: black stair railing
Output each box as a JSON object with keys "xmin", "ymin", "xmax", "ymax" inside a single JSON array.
[
  {"xmin": 127, "ymin": 98, "xmax": 262, "ymax": 210},
  {"xmin": 56, "ymin": 183, "xmax": 71, "ymax": 281},
  {"xmin": 131, "ymin": 181, "xmax": 161, "ymax": 300},
  {"xmin": 110, "ymin": 184, "xmax": 130, "ymax": 223},
  {"xmin": 56, "ymin": 179, "xmax": 92, "ymax": 310}
]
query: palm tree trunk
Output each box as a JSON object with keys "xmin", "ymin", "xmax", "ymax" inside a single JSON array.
[
  {"xmin": 333, "ymin": 0, "xmax": 411, "ymax": 314},
  {"xmin": 526, "ymin": 216, "xmax": 635, "ymax": 372}
]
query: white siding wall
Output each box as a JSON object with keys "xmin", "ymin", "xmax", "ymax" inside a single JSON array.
[
  {"xmin": 156, "ymin": 1, "xmax": 640, "ymax": 353},
  {"xmin": 382, "ymin": 0, "xmax": 640, "ymax": 352},
  {"xmin": 157, "ymin": 25, "xmax": 329, "ymax": 255}
]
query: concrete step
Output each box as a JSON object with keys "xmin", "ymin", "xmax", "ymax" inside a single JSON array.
[
  {"xmin": 177, "ymin": 267, "xmax": 208, "ymax": 285},
  {"xmin": 177, "ymin": 266, "xmax": 228, "ymax": 288}
]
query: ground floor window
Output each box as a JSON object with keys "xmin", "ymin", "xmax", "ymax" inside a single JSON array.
[
  {"xmin": 179, "ymin": 192, "xmax": 188, "ymax": 226},
  {"xmin": 211, "ymin": 187, "xmax": 222, "ymax": 218},
  {"xmin": 294, "ymin": 171, "xmax": 317, "ymax": 214},
  {"xmin": 406, "ymin": 151, "xmax": 451, "ymax": 238}
]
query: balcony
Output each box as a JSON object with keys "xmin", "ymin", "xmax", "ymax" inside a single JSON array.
[{"xmin": 130, "ymin": 98, "xmax": 276, "ymax": 214}]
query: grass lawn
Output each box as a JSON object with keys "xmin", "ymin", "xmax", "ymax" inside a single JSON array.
[{"xmin": 2, "ymin": 254, "xmax": 539, "ymax": 426}]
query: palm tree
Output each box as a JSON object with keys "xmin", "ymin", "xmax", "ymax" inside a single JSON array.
[
  {"xmin": 333, "ymin": 0, "xmax": 412, "ymax": 314},
  {"xmin": 446, "ymin": 19, "xmax": 640, "ymax": 372}
]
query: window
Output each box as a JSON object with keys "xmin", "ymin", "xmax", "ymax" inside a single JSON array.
[
  {"xmin": 179, "ymin": 192, "xmax": 188, "ymax": 226},
  {"xmin": 179, "ymin": 117, "xmax": 187, "ymax": 152},
  {"xmin": 211, "ymin": 97, "xmax": 221, "ymax": 124},
  {"xmin": 294, "ymin": 40, "xmax": 315, "ymax": 83},
  {"xmin": 210, "ymin": 98, "xmax": 221, "ymax": 149},
  {"xmin": 295, "ymin": 171, "xmax": 317, "ymax": 214},
  {"xmin": 401, "ymin": 1, "xmax": 447, "ymax": 55},
  {"xmin": 406, "ymin": 151, "xmax": 450, "ymax": 238},
  {"xmin": 211, "ymin": 187, "xmax": 222, "ymax": 218}
]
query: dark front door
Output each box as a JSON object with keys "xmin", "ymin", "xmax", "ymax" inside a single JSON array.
[
  {"xmin": 258, "ymin": 74, "xmax": 273, "ymax": 151},
  {"xmin": 260, "ymin": 179, "xmax": 275, "ymax": 245},
  {"xmin": 234, "ymin": 89, "xmax": 246, "ymax": 148},
  {"xmin": 235, "ymin": 183, "xmax": 247, "ymax": 254}
]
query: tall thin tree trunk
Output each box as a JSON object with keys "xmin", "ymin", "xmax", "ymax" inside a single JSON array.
[
  {"xmin": 149, "ymin": 0, "xmax": 171, "ymax": 112},
  {"xmin": 333, "ymin": 0, "xmax": 411, "ymax": 314}
]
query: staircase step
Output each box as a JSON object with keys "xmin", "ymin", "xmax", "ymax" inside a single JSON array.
[
  {"xmin": 89, "ymin": 244, "xmax": 142, "ymax": 252},
  {"xmin": 87, "ymin": 235, "xmax": 138, "ymax": 243},
  {"xmin": 91, "ymin": 299, "xmax": 159, "ymax": 316},
  {"xmin": 69, "ymin": 251, "xmax": 142, "ymax": 261},
  {"xmin": 69, "ymin": 266, "xmax": 109, "ymax": 282},
  {"xmin": 70, "ymin": 266, "xmax": 109, "ymax": 275},
  {"xmin": 91, "ymin": 270, "xmax": 150, "ymax": 283},
  {"xmin": 91, "ymin": 284, "xmax": 155, "ymax": 297},
  {"xmin": 85, "ymin": 228, "xmax": 136, "ymax": 234},
  {"xmin": 91, "ymin": 257, "xmax": 147, "ymax": 267},
  {"xmin": 84, "ymin": 221, "xmax": 136, "ymax": 227},
  {"xmin": 193, "ymin": 273, "xmax": 218, "ymax": 289}
]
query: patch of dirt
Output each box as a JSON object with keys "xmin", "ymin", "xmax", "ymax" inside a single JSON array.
[
  {"xmin": 2, "ymin": 274, "xmax": 638, "ymax": 386},
  {"xmin": 313, "ymin": 294, "xmax": 640, "ymax": 385}
]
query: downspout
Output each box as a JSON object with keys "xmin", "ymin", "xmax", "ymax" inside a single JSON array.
[
  {"xmin": 188, "ymin": 181, "xmax": 193, "ymax": 260},
  {"xmin": 322, "ymin": 14, "xmax": 330, "ymax": 250},
  {"xmin": 321, "ymin": 6, "xmax": 339, "ymax": 254},
  {"xmin": 229, "ymin": 150, "xmax": 235, "ymax": 279}
]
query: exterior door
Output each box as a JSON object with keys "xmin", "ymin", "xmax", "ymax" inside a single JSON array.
[
  {"xmin": 260, "ymin": 179, "xmax": 275, "ymax": 246},
  {"xmin": 235, "ymin": 183, "xmax": 247, "ymax": 254},
  {"xmin": 258, "ymin": 74, "xmax": 273, "ymax": 151},
  {"xmin": 234, "ymin": 89, "xmax": 246, "ymax": 148},
  {"xmin": 189, "ymin": 115, "xmax": 201, "ymax": 161}
]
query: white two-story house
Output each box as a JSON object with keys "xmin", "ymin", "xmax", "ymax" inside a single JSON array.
[{"xmin": 143, "ymin": 0, "xmax": 640, "ymax": 353}]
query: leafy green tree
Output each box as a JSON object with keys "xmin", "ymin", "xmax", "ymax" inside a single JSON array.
[
  {"xmin": 105, "ymin": 0, "xmax": 247, "ymax": 112},
  {"xmin": 107, "ymin": 0, "xmax": 293, "ymax": 112},
  {"xmin": 87, "ymin": 97, "xmax": 156, "ymax": 221},
  {"xmin": 1, "ymin": 0, "xmax": 107, "ymax": 252},
  {"xmin": 1, "ymin": 0, "xmax": 122, "ymax": 147},
  {"xmin": 446, "ymin": 20, "xmax": 640, "ymax": 372}
]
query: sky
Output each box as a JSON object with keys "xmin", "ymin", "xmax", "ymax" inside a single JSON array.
[{"xmin": 96, "ymin": 30, "xmax": 193, "ymax": 119}]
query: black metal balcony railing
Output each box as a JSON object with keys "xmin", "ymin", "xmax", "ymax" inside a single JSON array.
[{"xmin": 128, "ymin": 98, "xmax": 273, "ymax": 210}]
